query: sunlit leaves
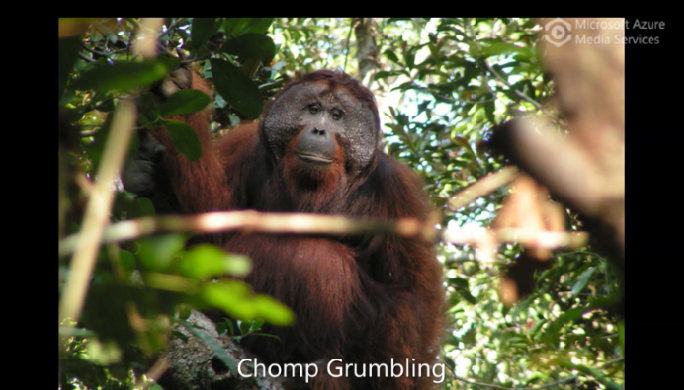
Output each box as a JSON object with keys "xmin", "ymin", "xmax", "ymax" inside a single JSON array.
[
  {"xmin": 201, "ymin": 281, "xmax": 295, "ymax": 325},
  {"xmin": 132, "ymin": 235, "xmax": 294, "ymax": 328},
  {"xmin": 178, "ymin": 244, "xmax": 251, "ymax": 279},
  {"xmin": 59, "ymin": 18, "xmax": 622, "ymax": 390},
  {"xmin": 85, "ymin": 338, "xmax": 122, "ymax": 365},
  {"xmin": 571, "ymin": 266, "xmax": 596, "ymax": 297}
]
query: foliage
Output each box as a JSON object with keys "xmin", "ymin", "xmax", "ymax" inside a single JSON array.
[{"xmin": 58, "ymin": 18, "xmax": 623, "ymax": 389}]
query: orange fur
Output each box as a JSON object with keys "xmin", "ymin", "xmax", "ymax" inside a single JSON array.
[{"xmin": 146, "ymin": 70, "xmax": 444, "ymax": 390}]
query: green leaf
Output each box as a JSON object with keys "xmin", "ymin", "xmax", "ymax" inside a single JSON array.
[
  {"xmin": 210, "ymin": 59, "xmax": 263, "ymax": 119},
  {"xmin": 222, "ymin": 18, "xmax": 241, "ymax": 35},
  {"xmin": 58, "ymin": 326, "xmax": 95, "ymax": 337},
  {"xmin": 571, "ymin": 267, "xmax": 596, "ymax": 297},
  {"xmin": 558, "ymin": 359, "xmax": 622, "ymax": 390},
  {"xmin": 177, "ymin": 304, "xmax": 193, "ymax": 321},
  {"xmin": 544, "ymin": 294, "xmax": 619, "ymax": 340},
  {"xmin": 448, "ymin": 277, "xmax": 469, "ymax": 288},
  {"xmin": 119, "ymin": 250, "xmax": 136, "ymax": 275},
  {"xmin": 427, "ymin": 42, "xmax": 442, "ymax": 62},
  {"xmin": 238, "ymin": 319, "xmax": 251, "ymax": 336},
  {"xmin": 222, "ymin": 34, "xmax": 276, "ymax": 64},
  {"xmin": 618, "ymin": 320, "xmax": 624, "ymax": 353},
  {"xmin": 251, "ymin": 295, "xmax": 295, "ymax": 326},
  {"xmin": 484, "ymin": 100, "xmax": 496, "ymax": 123},
  {"xmin": 480, "ymin": 39, "xmax": 518, "ymax": 57},
  {"xmin": 136, "ymin": 234, "xmax": 185, "ymax": 272},
  {"xmin": 163, "ymin": 119, "xmax": 203, "ymax": 162},
  {"xmin": 545, "ymin": 306, "xmax": 585, "ymax": 336},
  {"xmin": 158, "ymin": 89, "xmax": 211, "ymax": 117},
  {"xmin": 191, "ymin": 18, "xmax": 222, "ymax": 47},
  {"xmin": 201, "ymin": 280, "xmax": 255, "ymax": 318},
  {"xmin": 453, "ymin": 136, "xmax": 475, "ymax": 156},
  {"xmin": 404, "ymin": 47, "xmax": 416, "ymax": 69},
  {"xmin": 178, "ymin": 244, "xmax": 252, "ymax": 279},
  {"xmin": 215, "ymin": 322, "xmax": 228, "ymax": 337},
  {"xmin": 241, "ymin": 58, "xmax": 262, "ymax": 78},
  {"xmin": 215, "ymin": 94, "xmax": 227, "ymax": 109},
  {"xmin": 58, "ymin": 89, "xmax": 76, "ymax": 106},
  {"xmin": 58, "ymin": 36, "xmax": 81, "ymax": 103},
  {"xmin": 384, "ymin": 49, "xmax": 400, "ymax": 64},
  {"xmin": 137, "ymin": 93, "xmax": 161, "ymax": 128},
  {"xmin": 225, "ymin": 319, "xmax": 235, "ymax": 337},
  {"xmin": 456, "ymin": 288, "xmax": 477, "ymax": 305},
  {"xmin": 250, "ymin": 333, "xmax": 281, "ymax": 340},
  {"xmin": 182, "ymin": 321, "xmax": 238, "ymax": 374},
  {"xmin": 72, "ymin": 58, "xmax": 181, "ymax": 92},
  {"xmin": 134, "ymin": 197, "xmax": 156, "ymax": 217},
  {"xmin": 86, "ymin": 338, "xmax": 122, "ymax": 365},
  {"xmin": 223, "ymin": 18, "xmax": 273, "ymax": 36},
  {"xmin": 201, "ymin": 280, "xmax": 295, "ymax": 326},
  {"xmin": 250, "ymin": 318, "xmax": 265, "ymax": 332},
  {"xmin": 241, "ymin": 18, "xmax": 274, "ymax": 35},
  {"xmin": 374, "ymin": 71, "xmax": 391, "ymax": 80}
]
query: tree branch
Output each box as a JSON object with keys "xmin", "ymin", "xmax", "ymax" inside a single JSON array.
[
  {"xmin": 58, "ymin": 210, "xmax": 587, "ymax": 258},
  {"xmin": 58, "ymin": 101, "xmax": 136, "ymax": 325}
]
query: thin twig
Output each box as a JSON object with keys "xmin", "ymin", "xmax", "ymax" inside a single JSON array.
[
  {"xmin": 58, "ymin": 211, "xmax": 433, "ymax": 257},
  {"xmin": 164, "ymin": 18, "xmax": 186, "ymax": 35},
  {"xmin": 58, "ymin": 101, "xmax": 136, "ymax": 325},
  {"xmin": 156, "ymin": 41, "xmax": 177, "ymax": 57},
  {"xmin": 134, "ymin": 358, "xmax": 169, "ymax": 389},
  {"xmin": 182, "ymin": 51, "xmax": 213, "ymax": 65},
  {"xmin": 79, "ymin": 128, "xmax": 99, "ymax": 136},
  {"xmin": 74, "ymin": 172, "xmax": 93, "ymax": 196}
]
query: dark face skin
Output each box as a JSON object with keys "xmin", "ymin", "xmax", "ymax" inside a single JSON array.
[{"xmin": 261, "ymin": 81, "xmax": 379, "ymax": 176}]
